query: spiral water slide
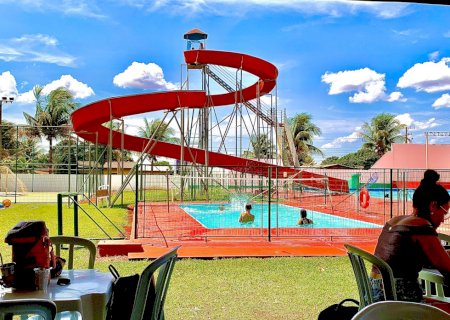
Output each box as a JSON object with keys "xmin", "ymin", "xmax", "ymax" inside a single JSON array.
[{"xmin": 71, "ymin": 49, "xmax": 348, "ymax": 193}]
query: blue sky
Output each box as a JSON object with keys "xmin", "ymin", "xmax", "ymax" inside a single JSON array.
[{"xmin": 1, "ymin": 0, "xmax": 450, "ymax": 162}]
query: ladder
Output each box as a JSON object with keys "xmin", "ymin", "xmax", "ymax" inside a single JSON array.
[{"xmin": 204, "ymin": 66, "xmax": 276, "ymax": 126}]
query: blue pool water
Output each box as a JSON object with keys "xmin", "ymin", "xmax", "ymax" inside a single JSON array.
[
  {"xmin": 180, "ymin": 203, "xmax": 381, "ymax": 229},
  {"xmin": 350, "ymin": 188, "xmax": 415, "ymax": 200}
]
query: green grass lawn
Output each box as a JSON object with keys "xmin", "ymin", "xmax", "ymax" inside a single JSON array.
[{"xmin": 0, "ymin": 202, "xmax": 359, "ymax": 320}]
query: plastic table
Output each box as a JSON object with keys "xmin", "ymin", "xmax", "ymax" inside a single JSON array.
[{"xmin": 0, "ymin": 269, "xmax": 113, "ymax": 320}]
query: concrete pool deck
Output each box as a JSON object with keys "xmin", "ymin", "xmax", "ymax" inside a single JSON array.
[
  {"xmin": 98, "ymin": 201, "xmax": 381, "ymax": 258},
  {"xmin": 98, "ymin": 234, "xmax": 380, "ymax": 259}
]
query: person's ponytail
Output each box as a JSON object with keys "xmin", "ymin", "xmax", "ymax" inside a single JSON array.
[{"xmin": 420, "ymin": 169, "xmax": 440, "ymax": 187}]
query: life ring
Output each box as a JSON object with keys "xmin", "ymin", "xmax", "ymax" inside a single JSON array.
[{"xmin": 359, "ymin": 188, "xmax": 370, "ymax": 209}]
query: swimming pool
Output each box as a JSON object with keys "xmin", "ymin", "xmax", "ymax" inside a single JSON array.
[
  {"xmin": 350, "ymin": 188, "xmax": 415, "ymax": 200},
  {"xmin": 180, "ymin": 203, "xmax": 381, "ymax": 229}
]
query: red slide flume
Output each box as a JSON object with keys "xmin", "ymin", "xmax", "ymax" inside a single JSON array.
[{"xmin": 71, "ymin": 49, "xmax": 348, "ymax": 192}]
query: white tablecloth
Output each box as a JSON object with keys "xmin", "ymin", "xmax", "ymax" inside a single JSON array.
[{"xmin": 0, "ymin": 269, "xmax": 113, "ymax": 320}]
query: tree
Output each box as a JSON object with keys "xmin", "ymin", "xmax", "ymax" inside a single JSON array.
[
  {"xmin": 138, "ymin": 118, "xmax": 179, "ymax": 169},
  {"xmin": 16, "ymin": 136, "xmax": 45, "ymax": 164},
  {"xmin": 359, "ymin": 113, "xmax": 405, "ymax": 157},
  {"xmin": 320, "ymin": 149, "xmax": 378, "ymax": 169},
  {"xmin": 321, "ymin": 156, "xmax": 340, "ymax": 166},
  {"xmin": 250, "ymin": 134, "xmax": 273, "ymax": 159},
  {"xmin": 23, "ymin": 86, "xmax": 77, "ymax": 172},
  {"xmin": 0, "ymin": 120, "xmax": 17, "ymax": 159},
  {"xmin": 138, "ymin": 118, "xmax": 178, "ymax": 143},
  {"xmin": 338, "ymin": 149, "xmax": 379, "ymax": 169},
  {"xmin": 289, "ymin": 112, "xmax": 323, "ymax": 165}
]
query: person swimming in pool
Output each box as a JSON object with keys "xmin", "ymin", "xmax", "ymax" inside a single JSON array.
[
  {"xmin": 297, "ymin": 208, "xmax": 313, "ymax": 225},
  {"xmin": 239, "ymin": 204, "xmax": 254, "ymax": 223},
  {"xmin": 219, "ymin": 204, "xmax": 225, "ymax": 212}
]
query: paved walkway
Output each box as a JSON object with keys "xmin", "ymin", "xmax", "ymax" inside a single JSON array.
[{"xmin": 98, "ymin": 237, "xmax": 377, "ymax": 259}]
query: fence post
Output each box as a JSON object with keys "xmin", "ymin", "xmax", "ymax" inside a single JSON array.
[
  {"xmin": 74, "ymin": 194, "xmax": 79, "ymax": 236},
  {"xmin": 268, "ymin": 167, "xmax": 272, "ymax": 242},
  {"xmin": 390, "ymin": 169, "xmax": 393, "ymax": 219},
  {"xmin": 14, "ymin": 125, "xmax": 18, "ymax": 204},
  {"xmin": 57, "ymin": 193, "xmax": 63, "ymax": 235},
  {"xmin": 134, "ymin": 162, "xmax": 139, "ymax": 239},
  {"xmin": 166, "ymin": 169, "xmax": 170, "ymax": 213}
]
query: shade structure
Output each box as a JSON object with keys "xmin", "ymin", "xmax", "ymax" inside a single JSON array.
[
  {"xmin": 371, "ymin": 144, "xmax": 450, "ymax": 170},
  {"xmin": 184, "ymin": 28, "xmax": 208, "ymax": 40}
]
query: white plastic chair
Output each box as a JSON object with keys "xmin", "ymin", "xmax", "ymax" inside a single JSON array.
[
  {"xmin": 0, "ymin": 299, "xmax": 56, "ymax": 320},
  {"xmin": 96, "ymin": 184, "xmax": 110, "ymax": 207},
  {"xmin": 419, "ymin": 233, "xmax": 450, "ymax": 302},
  {"xmin": 351, "ymin": 301, "xmax": 450, "ymax": 320}
]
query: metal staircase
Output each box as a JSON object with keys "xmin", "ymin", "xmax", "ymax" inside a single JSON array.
[
  {"xmin": 276, "ymin": 116, "xmax": 300, "ymax": 167},
  {"xmin": 205, "ymin": 65, "xmax": 300, "ymax": 167},
  {"xmin": 205, "ymin": 66, "xmax": 276, "ymax": 126}
]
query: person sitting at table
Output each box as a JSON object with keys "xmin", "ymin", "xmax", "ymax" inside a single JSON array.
[
  {"xmin": 297, "ymin": 208, "xmax": 313, "ymax": 225},
  {"xmin": 371, "ymin": 169, "xmax": 450, "ymax": 303},
  {"xmin": 239, "ymin": 204, "xmax": 254, "ymax": 223}
]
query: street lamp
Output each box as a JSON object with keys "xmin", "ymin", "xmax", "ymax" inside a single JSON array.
[
  {"xmin": 1, "ymin": 96, "xmax": 15, "ymax": 126},
  {"xmin": 0, "ymin": 95, "xmax": 14, "ymax": 155}
]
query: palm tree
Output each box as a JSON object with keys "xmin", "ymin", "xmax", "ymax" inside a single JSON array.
[
  {"xmin": 250, "ymin": 133, "xmax": 273, "ymax": 159},
  {"xmin": 289, "ymin": 112, "xmax": 323, "ymax": 165},
  {"xmin": 359, "ymin": 113, "xmax": 405, "ymax": 157},
  {"xmin": 138, "ymin": 118, "xmax": 178, "ymax": 142},
  {"xmin": 23, "ymin": 86, "xmax": 77, "ymax": 172},
  {"xmin": 138, "ymin": 118, "xmax": 179, "ymax": 169}
]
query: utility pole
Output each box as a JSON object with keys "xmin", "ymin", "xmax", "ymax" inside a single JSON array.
[
  {"xmin": 0, "ymin": 96, "xmax": 15, "ymax": 157},
  {"xmin": 404, "ymin": 125, "xmax": 414, "ymax": 144},
  {"xmin": 405, "ymin": 126, "xmax": 409, "ymax": 143}
]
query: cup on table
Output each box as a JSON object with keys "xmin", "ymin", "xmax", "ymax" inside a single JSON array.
[
  {"xmin": 0, "ymin": 262, "xmax": 15, "ymax": 288},
  {"xmin": 34, "ymin": 267, "xmax": 51, "ymax": 292}
]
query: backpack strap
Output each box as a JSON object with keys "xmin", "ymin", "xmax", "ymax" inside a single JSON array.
[
  {"xmin": 108, "ymin": 264, "xmax": 120, "ymax": 280},
  {"xmin": 337, "ymin": 299, "xmax": 359, "ymax": 308}
]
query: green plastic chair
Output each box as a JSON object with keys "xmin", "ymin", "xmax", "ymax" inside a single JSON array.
[
  {"xmin": 344, "ymin": 244, "xmax": 397, "ymax": 310},
  {"xmin": 50, "ymin": 236, "xmax": 96, "ymax": 269},
  {"xmin": 351, "ymin": 301, "xmax": 450, "ymax": 320},
  {"xmin": 130, "ymin": 246, "xmax": 179, "ymax": 320},
  {"xmin": 419, "ymin": 233, "xmax": 450, "ymax": 302},
  {"xmin": 0, "ymin": 299, "xmax": 57, "ymax": 320}
]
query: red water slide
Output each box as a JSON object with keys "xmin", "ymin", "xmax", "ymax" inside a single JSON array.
[{"xmin": 71, "ymin": 50, "xmax": 348, "ymax": 193}]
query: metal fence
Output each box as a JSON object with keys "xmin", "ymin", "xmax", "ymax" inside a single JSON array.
[
  {"xmin": 2, "ymin": 124, "xmax": 450, "ymax": 240},
  {"xmin": 131, "ymin": 164, "xmax": 450, "ymax": 241}
]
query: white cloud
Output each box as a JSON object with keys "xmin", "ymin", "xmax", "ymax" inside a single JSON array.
[
  {"xmin": 397, "ymin": 58, "xmax": 450, "ymax": 93},
  {"xmin": 42, "ymin": 75, "xmax": 94, "ymax": 98},
  {"xmin": 414, "ymin": 118, "xmax": 439, "ymax": 130},
  {"xmin": 1, "ymin": 0, "xmax": 105, "ymax": 18},
  {"xmin": 15, "ymin": 91, "xmax": 35, "ymax": 104},
  {"xmin": 321, "ymin": 67, "xmax": 403, "ymax": 103},
  {"xmin": 113, "ymin": 62, "xmax": 178, "ymax": 91},
  {"xmin": 428, "ymin": 51, "xmax": 440, "ymax": 62},
  {"xmin": 16, "ymin": 75, "xmax": 94, "ymax": 103},
  {"xmin": 13, "ymin": 34, "xmax": 58, "ymax": 46},
  {"xmin": 394, "ymin": 113, "xmax": 413, "ymax": 127},
  {"xmin": 0, "ymin": 71, "xmax": 18, "ymax": 97},
  {"xmin": 126, "ymin": 0, "xmax": 409, "ymax": 19},
  {"xmin": 387, "ymin": 91, "xmax": 406, "ymax": 102},
  {"xmin": 444, "ymin": 31, "xmax": 450, "ymax": 38},
  {"xmin": 394, "ymin": 113, "xmax": 438, "ymax": 131},
  {"xmin": 0, "ymin": 34, "xmax": 76, "ymax": 67},
  {"xmin": 432, "ymin": 93, "xmax": 450, "ymax": 109},
  {"xmin": 321, "ymin": 130, "xmax": 360, "ymax": 149}
]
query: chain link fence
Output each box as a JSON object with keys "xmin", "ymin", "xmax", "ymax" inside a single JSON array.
[{"xmin": 2, "ymin": 124, "xmax": 449, "ymax": 240}]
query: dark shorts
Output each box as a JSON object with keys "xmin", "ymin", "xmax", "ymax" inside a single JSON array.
[{"xmin": 370, "ymin": 278, "xmax": 423, "ymax": 302}]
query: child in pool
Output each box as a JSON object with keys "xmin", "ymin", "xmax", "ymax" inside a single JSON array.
[
  {"xmin": 298, "ymin": 208, "xmax": 313, "ymax": 225},
  {"xmin": 239, "ymin": 204, "xmax": 255, "ymax": 223}
]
